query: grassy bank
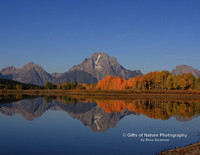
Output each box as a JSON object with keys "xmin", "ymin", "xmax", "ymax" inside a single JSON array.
[{"xmin": 1, "ymin": 89, "xmax": 200, "ymax": 100}]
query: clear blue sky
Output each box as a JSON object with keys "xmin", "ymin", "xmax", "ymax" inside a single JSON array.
[{"xmin": 0, "ymin": 0, "xmax": 200, "ymax": 74}]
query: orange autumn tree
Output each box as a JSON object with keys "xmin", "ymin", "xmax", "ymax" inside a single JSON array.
[
  {"xmin": 96, "ymin": 76, "xmax": 128, "ymax": 90},
  {"xmin": 182, "ymin": 73, "xmax": 195, "ymax": 89},
  {"xmin": 127, "ymin": 75, "xmax": 141, "ymax": 90},
  {"xmin": 59, "ymin": 71, "xmax": 200, "ymax": 91},
  {"xmin": 77, "ymin": 83, "xmax": 89, "ymax": 90}
]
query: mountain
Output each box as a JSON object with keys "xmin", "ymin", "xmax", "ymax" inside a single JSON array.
[
  {"xmin": 51, "ymin": 73, "xmax": 63, "ymax": 78},
  {"xmin": 0, "ymin": 66, "xmax": 16, "ymax": 76},
  {"xmin": 0, "ymin": 52, "xmax": 142, "ymax": 85},
  {"xmin": 0, "ymin": 66, "xmax": 16, "ymax": 79},
  {"xmin": 68, "ymin": 52, "xmax": 142, "ymax": 80},
  {"xmin": 172, "ymin": 65, "xmax": 200, "ymax": 78},
  {"xmin": 54, "ymin": 52, "xmax": 142, "ymax": 85},
  {"xmin": 53, "ymin": 70, "xmax": 97, "ymax": 84},
  {"xmin": 0, "ymin": 62, "xmax": 53, "ymax": 86}
]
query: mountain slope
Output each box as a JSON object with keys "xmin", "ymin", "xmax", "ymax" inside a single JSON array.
[
  {"xmin": 53, "ymin": 70, "xmax": 98, "ymax": 84},
  {"xmin": 0, "ymin": 66, "xmax": 16, "ymax": 79},
  {"xmin": 68, "ymin": 52, "xmax": 142, "ymax": 80},
  {"xmin": 0, "ymin": 52, "xmax": 143, "ymax": 85},
  {"xmin": 51, "ymin": 73, "xmax": 63, "ymax": 78},
  {"xmin": 0, "ymin": 66, "xmax": 16, "ymax": 76},
  {"xmin": 172, "ymin": 65, "xmax": 200, "ymax": 78},
  {"xmin": 0, "ymin": 62, "xmax": 53, "ymax": 86}
]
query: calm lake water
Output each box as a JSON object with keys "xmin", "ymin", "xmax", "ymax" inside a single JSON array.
[{"xmin": 0, "ymin": 96, "xmax": 199, "ymax": 155}]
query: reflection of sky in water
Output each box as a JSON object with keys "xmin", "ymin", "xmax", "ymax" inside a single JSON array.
[{"xmin": 0, "ymin": 98, "xmax": 199, "ymax": 155}]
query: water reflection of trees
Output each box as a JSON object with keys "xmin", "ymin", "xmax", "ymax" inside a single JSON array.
[
  {"xmin": 59, "ymin": 96, "xmax": 200, "ymax": 120},
  {"xmin": 1, "ymin": 94, "xmax": 200, "ymax": 120},
  {"xmin": 95, "ymin": 100, "xmax": 200, "ymax": 120},
  {"xmin": 0, "ymin": 95, "xmax": 37, "ymax": 104},
  {"xmin": 45, "ymin": 96, "xmax": 78, "ymax": 103}
]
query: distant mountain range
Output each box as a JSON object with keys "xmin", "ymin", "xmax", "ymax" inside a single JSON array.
[
  {"xmin": 0, "ymin": 62, "xmax": 53, "ymax": 86},
  {"xmin": 0, "ymin": 52, "xmax": 142, "ymax": 85},
  {"xmin": 51, "ymin": 73, "xmax": 63, "ymax": 78},
  {"xmin": 172, "ymin": 65, "xmax": 200, "ymax": 78},
  {"xmin": 0, "ymin": 52, "xmax": 199, "ymax": 86}
]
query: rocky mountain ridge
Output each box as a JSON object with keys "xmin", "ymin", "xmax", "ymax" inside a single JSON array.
[
  {"xmin": 68, "ymin": 52, "xmax": 142, "ymax": 80},
  {"xmin": 0, "ymin": 52, "xmax": 143, "ymax": 85},
  {"xmin": 0, "ymin": 62, "xmax": 53, "ymax": 86},
  {"xmin": 172, "ymin": 65, "xmax": 200, "ymax": 78}
]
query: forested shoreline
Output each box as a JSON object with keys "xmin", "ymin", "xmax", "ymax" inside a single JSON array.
[{"xmin": 1, "ymin": 71, "xmax": 200, "ymax": 92}]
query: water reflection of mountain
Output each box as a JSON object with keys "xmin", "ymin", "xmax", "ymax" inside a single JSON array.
[
  {"xmin": 0, "ymin": 97, "xmax": 199, "ymax": 132},
  {"xmin": 0, "ymin": 98, "xmax": 53, "ymax": 120},
  {"xmin": 175, "ymin": 115, "xmax": 199, "ymax": 122},
  {"xmin": 0, "ymin": 98, "xmax": 134, "ymax": 132},
  {"xmin": 68, "ymin": 106, "xmax": 134, "ymax": 132}
]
